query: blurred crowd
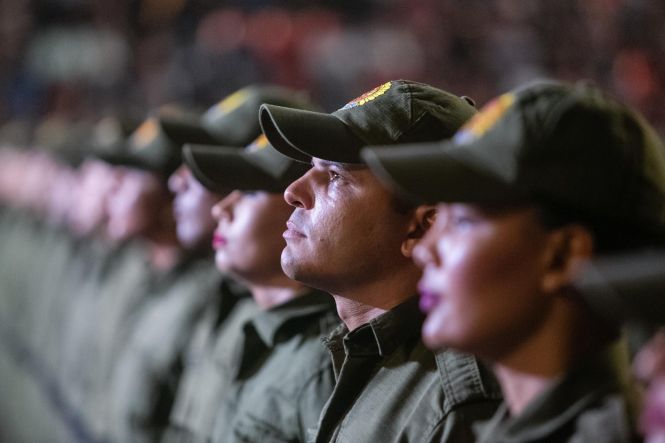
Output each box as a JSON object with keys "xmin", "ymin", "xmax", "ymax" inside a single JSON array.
[{"xmin": 1, "ymin": 0, "xmax": 665, "ymax": 144}]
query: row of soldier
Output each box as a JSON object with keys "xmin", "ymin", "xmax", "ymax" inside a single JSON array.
[{"xmin": 0, "ymin": 79, "xmax": 664, "ymax": 443}]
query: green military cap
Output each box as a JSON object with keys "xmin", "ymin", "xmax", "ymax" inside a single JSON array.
[
  {"xmin": 184, "ymin": 134, "xmax": 311, "ymax": 194},
  {"xmin": 362, "ymin": 80, "xmax": 665, "ymax": 242},
  {"xmin": 94, "ymin": 106, "xmax": 202, "ymax": 177},
  {"xmin": 160, "ymin": 85, "xmax": 316, "ymax": 148},
  {"xmin": 260, "ymin": 79, "xmax": 477, "ymax": 164},
  {"xmin": 100, "ymin": 85, "xmax": 317, "ymax": 178}
]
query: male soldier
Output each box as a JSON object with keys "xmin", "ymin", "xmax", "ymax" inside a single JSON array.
[
  {"xmin": 107, "ymin": 85, "xmax": 317, "ymax": 443},
  {"xmin": 362, "ymin": 80, "xmax": 665, "ymax": 442},
  {"xmin": 162, "ymin": 89, "xmax": 328, "ymax": 443},
  {"xmin": 102, "ymin": 114, "xmax": 223, "ymax": 443},
  {"xmin": 260, "ymin": 80, "xmax": 502, "ymax": 442},
  {"xmin": 174, "ymin": 135, "xmax": 338, "ymax": 442},
  {"xmin": 77, "ymin": 113, "xmax": 188, "ymax": 440}
]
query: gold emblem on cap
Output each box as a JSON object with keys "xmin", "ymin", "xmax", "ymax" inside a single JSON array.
[
  {"xmin": 454, "ymin": 93, "xmax": 515, "ymax": 144},
  {"xmin": 129, "ymin": 118, "xmax": 159, "ymax": 150},
  {"xmin": 207, "ymin": 89, "xmax": 250, "ymax": 120},
  {"xmin": 246, "ymin": 134, "xmax": 269, "ymax": 153},
  {"xmin": 341, "ymin": 81, "xmax": 392, "ymax": 110}
]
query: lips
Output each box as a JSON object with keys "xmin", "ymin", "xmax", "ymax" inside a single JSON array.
[
  {"xmin": 418, "ymin": 284, "xmax": 441, "ymax": 314},
  {"xmin": 283, "ymin": 220, "xmax": 306, "ymax": 240},
  {"xmin": 212, "ymin": 232, "xmax": 227, "ymax": 249}
]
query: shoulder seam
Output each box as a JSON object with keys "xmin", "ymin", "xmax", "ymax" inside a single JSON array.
[{"xmin": 436, "ymin": 349, "xmax": 502, "ymax": 414}]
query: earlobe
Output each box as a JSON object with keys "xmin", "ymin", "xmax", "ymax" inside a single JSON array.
[
  {"xmin": 541, "ymin": 225, "xmax": 594, "ymax": 293},
  {"xmin": 401, "ymin": 205, "xmax": 437, "ymax": 258}
]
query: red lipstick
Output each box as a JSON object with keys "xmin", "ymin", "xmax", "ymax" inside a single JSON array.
[{"xmin": 212, "ymin": 232, "xmax": 227, "ymax": 249}]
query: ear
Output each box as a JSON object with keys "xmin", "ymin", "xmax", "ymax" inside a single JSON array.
[
  {"xmin": 541, "ymin": 224, "xmax": 594, "ymax": 294},
  {"xmin": 401, "ymin": 205, "xmax": 437, "ymax": 258}
]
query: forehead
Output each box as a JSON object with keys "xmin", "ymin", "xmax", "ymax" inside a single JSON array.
[{"xmin": 435, "ymin": 202, "xmax": 544, "ymax": 229}]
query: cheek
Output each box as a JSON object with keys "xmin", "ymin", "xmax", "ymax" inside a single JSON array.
[
  {"xmin": 423, "ymin": 237, "xmax": 547, "ymax": 351},
  {"xmin": 227, "ymin": 209, "xmax": 273, "ymax": 258},
  {"xmin": 311, "ymin": 195, "xmax": 377, "ymax": 248},
  {"xmin": 313, "ymin": 209, "xmax": 342, "ymax": 246},
  {"xmin": 183, "ymin": 190, "xmax": 205, "ymax": 213}
]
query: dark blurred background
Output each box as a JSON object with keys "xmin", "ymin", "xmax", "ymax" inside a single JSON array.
[{"xmin": 1, "ymin": 0, "xmax": 664, "ymax": 144}]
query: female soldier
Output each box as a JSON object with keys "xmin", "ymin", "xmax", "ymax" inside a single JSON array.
[{"xmin": 363, "ymin": 80, "xmax": 665, "ymax": 442}]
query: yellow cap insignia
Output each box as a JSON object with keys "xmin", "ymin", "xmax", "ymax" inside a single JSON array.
[
  {"xmin": 341, "ymin": 81, "xmax": 392, "ymax": 110},
  {"xmin": 454, "ymin": 93, "xmax": 515, "ymax": 145},
  {"xmin": 246, "ymin": 134, "xmax": 269, "ymax": 153},
  {"xmin": 129, "ymin": 118, "xmax": 159, "ymax": 150},
  {"xmin": 206, "ymin": 89, "xmax": 250, "ymax": 120}
]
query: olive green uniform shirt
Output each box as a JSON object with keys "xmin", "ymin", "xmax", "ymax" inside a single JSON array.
[
  {"xmin": 107, "ymin": 259, "xmax": 222, "ymax": 443},
  {"xmin": 312, "ymin": 297, "xmax": 502, "ymax": 443},
  {"xmin": 72, "ymin": 240, "xmax": 153, "ymax": 437},
  {"xmin": 474, "ymin": 341, "xmax": 640, "ymax": 443},
  {"xmin": 211, "ymin": 290, "xmax": 338, "ymax": 443},
  {"xmin": 162, "ymin": 279, "xmax": 259, "ymax": 443}
]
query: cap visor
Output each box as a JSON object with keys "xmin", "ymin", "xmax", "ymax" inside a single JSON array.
[
  {"xmin": 361, "ymin": 141, "xmax": 524, "ymax": 205},
  {"xmin": 94, "ymin": 146, "xmax": 155, "ymax": 173},
  {"xmin": 260, "ymin": 104, "xmax": 364, "ymax": 163},
  {"xmin": 184, "ymin": 144, "xmax": 285, "ymax": 193},
  {"xmin": 574, "ymin": 251, "xmax": 665, "ymax": 326},
  {"xmin": 159, "ymin": 117, "xmax": 219, "ymax": 147}
]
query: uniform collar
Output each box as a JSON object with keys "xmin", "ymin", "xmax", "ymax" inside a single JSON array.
[
  {"xmin": 248, "ymin": 289, "xmax": 335, "ymax": 348},
  {"xmin": 477, "ymin": 340, "xmax": 634, "ymax": 442},
  {"xmin": 324, "ymin": 296, "xmax": 424, "ymax": 358}
]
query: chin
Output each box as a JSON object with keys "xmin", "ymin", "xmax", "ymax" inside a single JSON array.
[
  {"xmin": 215, "ymin": 257, "xmax": 231, "ymax": 273},
  {"xmin": 280, "ymin": 249, "xmax": 298, "ymax": 278},
  {"xmin": 279, "ymin": 260, "xmax": 308, "ymax": 285}
]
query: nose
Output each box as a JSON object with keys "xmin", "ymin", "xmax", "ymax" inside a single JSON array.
[
  {"xmin": 284, "ymin": 171, "xmax": 314, "ymax": 209},
  {"xmin": 413, "ymin": 228, "xmax": 440, "ymax": 269},
  {"xmin": 211, "ymin": 190, "xmax": 240, "ymax": 222},
  {"xmin": 168, "ymin": 168, "xmax": 187, "ymax": 194}
]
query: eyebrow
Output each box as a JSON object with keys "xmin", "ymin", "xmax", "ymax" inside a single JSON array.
[{"xmin": 311, "ymin": 159, "xmax": 366, "ymax": 171}]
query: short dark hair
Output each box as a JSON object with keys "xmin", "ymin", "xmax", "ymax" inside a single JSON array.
[{"xmin": 390, "ymin": 194, "xmax": 418, "ymax": 216}]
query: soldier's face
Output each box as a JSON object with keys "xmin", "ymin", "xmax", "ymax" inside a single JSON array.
[
  {"xmin": 282, "ymin": 158, "xmax": 413, "ymax": 295},
  {"xmin": 106, "ymin": 168, "xmax": 165, "ymax": 242},
  {"xmin": 634, "ymin": 331, "xmax": 665, "ymax": 442},
  {"xmin": 22, "ymin": 153, "xmax": 53, "ymax": 213},
  {"xmin": 168, "ymin": 165, "xmax": 221, "ymax": 251},
  {"xmin": 69, "ymin": 159, "xmax": 119, "ymax": 236},
  {"xmin": 47, "ymin": 164, "xmax": 77, "ymax": 225},
  {"xmin": 211, "ymin": 190, "xmax": 292, "ymax": 284},
  {"xmin": 414, "ymin": 203, "xmax": 556, "ymax": 358}
]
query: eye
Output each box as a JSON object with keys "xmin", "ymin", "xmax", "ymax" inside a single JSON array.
[
  {"xmin": 449, "ymin": 206, "xmax": 483, "ymax": 230},
  {"xmin": 451, "ymin": 214, "xmax": 475, "ymax": 228},
  {"xmin": 328, "ymin": 170, "xmax": 342, "ymax": 183}
]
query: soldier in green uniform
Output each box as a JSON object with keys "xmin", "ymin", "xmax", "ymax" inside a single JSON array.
[
  {"xmin": 161, "ymin": 88, "xmax": 332, "ymax": 443},
  {"xmin": 260, "ymin": 80, "xmax": 502, "ymax": 442},
  {"xmin": 176, "ymin": 133, "xmax": 338, "ymax": 443},
  {"xmin": 107, "ymin": 85, "xmax": 315, "ymax": 443},
  {"xmin": 362, "ymin": 80, "xmax": 665, "ymax": 442}
]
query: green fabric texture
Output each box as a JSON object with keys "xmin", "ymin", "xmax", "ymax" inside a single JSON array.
[
  {"xmin": 311, "ymin": 297, "xmax": 502, "ymax": 443},
  {"xmin": 210, "ymin": 290, "xmax": 338, "ymax": 443},
  {"xmin": 474, "ymin": 341, "xmax": 640, "ymax": 443}
]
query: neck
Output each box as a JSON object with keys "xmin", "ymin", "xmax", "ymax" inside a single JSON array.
[
  {"xmin": 491, "ymin": 297, "xmax": 603, "ymax": 416},
  {"xmin": 333, "ymin": 265, "xmax": 421, "ymax": 331},
  {"xmin": 145, "ymin": 219, "xmax": 183, "ymax": 272},
  {"xmin": 148, "ymin": 240, "xmax": 183, "ymax": 272},
  {"xmin": 493, "ymin": 366, "xmax": 555, "ymax": 417},
  {"xmin": 247, "ymin": 273, "xmax": 308, "ymax": 310}
]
